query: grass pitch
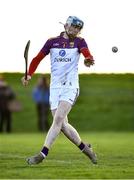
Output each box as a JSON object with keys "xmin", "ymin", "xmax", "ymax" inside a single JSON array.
[{"xmin": 0, "ymin": 132, "xmax": 134, "ymax": 179}]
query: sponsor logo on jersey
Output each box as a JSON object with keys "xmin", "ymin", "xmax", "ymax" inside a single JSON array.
[
  {"xmin": 53, "ymin": 43, "xmax": 59, "ymax": 46},
  {"xmin": 69, "ymin": 42, "xmax": 74, "ymax": 48},
  {"xmin": 59, "ymin": 50, "xmax": 66, "ymax": 57},
  {"xmin": 53, "ymin": 50, "xmax": 71, "ymax": 62},
  {"xmin": 54, "ymin": 58, "xmax": 71, "ymax": 62}
]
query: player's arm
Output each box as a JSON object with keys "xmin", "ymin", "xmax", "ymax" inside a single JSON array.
[
  {"xmin": 28, "ymin": 51, "xmax": 46, "ymax": 76},
  {"xmin": 80, "ymin": 47, "xmax": 94, "ymax": 67},
  {"xmin": 21, "ymin": 51, "xmax": 46, "ymax": 86},
  {"xmin": 21, "ymin": 38, "xmax": 51, "ymax": 86}
]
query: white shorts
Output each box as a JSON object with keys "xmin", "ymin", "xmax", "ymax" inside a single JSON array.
[{"xmin": 49, "ymin": 88, "xmax": 79, "ymax": 110}]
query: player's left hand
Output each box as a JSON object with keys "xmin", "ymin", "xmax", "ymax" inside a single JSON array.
[{"xmin": 84, "ymin": 58, "xmax": 95, "ymax": 67}]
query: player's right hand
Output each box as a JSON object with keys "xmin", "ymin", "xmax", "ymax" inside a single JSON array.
[
  {"xmin": 21, "ymin": 75, "xmax": 31, "ymax": 86},
  {"xmin": 84, "ymin": 58, "xmax": 95, "ymax": 67}
]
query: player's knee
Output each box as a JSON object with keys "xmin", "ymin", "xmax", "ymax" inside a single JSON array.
[
  {"xmin": 61, "ymin": 121, "xmax": 68, "ymax": 131},
  {"xmin": 54, "ymin": 114, "xmax": 64, "ymax": 127}
]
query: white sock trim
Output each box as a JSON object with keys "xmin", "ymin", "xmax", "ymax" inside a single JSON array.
[{"xmin": 40, "ymin": 151, "xmax": 46, "ymax": 158}]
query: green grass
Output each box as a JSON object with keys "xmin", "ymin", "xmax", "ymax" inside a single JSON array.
[
  {"xmin": 1, "ymin": 73, "xmax": 134, "ymax": 132},
  {"xmin": 0, "ymin": 132, "xmax": 134, "ymax": 179},
  {"xmin": 0, "ymin": 73, "xmax": 134, "ymax": 178}
]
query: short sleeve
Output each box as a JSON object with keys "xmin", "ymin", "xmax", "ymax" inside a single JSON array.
[
  {"xmin": 78, "ymin": 38, "xmax": 88, "ymax": 52},
  {"xmin": 41, "ymin": 39, "xmax": 52, "ymax": 55}
]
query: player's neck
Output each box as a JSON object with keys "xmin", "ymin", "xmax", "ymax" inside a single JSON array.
[
  {"xmin": 63, "ymin": 32, "xmax": 76, "ymax": 41},
  {"xmin": 63, "ymin": 32, "xmax": 69, "ymax": 39}
]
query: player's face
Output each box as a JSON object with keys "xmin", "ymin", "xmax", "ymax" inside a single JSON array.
[{"xmin": 66, "ymin": 24, "xmax": 81, "ymax": 38}]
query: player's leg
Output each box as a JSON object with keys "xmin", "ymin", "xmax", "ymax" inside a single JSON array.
[
  {"xmin": 61, "ymin": 116, "xmax": 81, "ymax": 145},
  {"xmin": 50, "ymin": 88, "xmax": 97, "ymax": 164},
  {"xmin": 26, "ymin": 101, "xmax": 72, "ymax": 165},
  {"xmin": 61, "ymin": 117, "xmax": 97, "ymax": 164},
  {"xmin": 43, "ymin": 101, "xmax": 72, "ymax": 148},
  {"xmin": 0, "ymin": 111, "xmax": 4, "ymax": 132},
  {"xmin": 6, "ymin": 110, "xmax": 12, "ymax": 133}
]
